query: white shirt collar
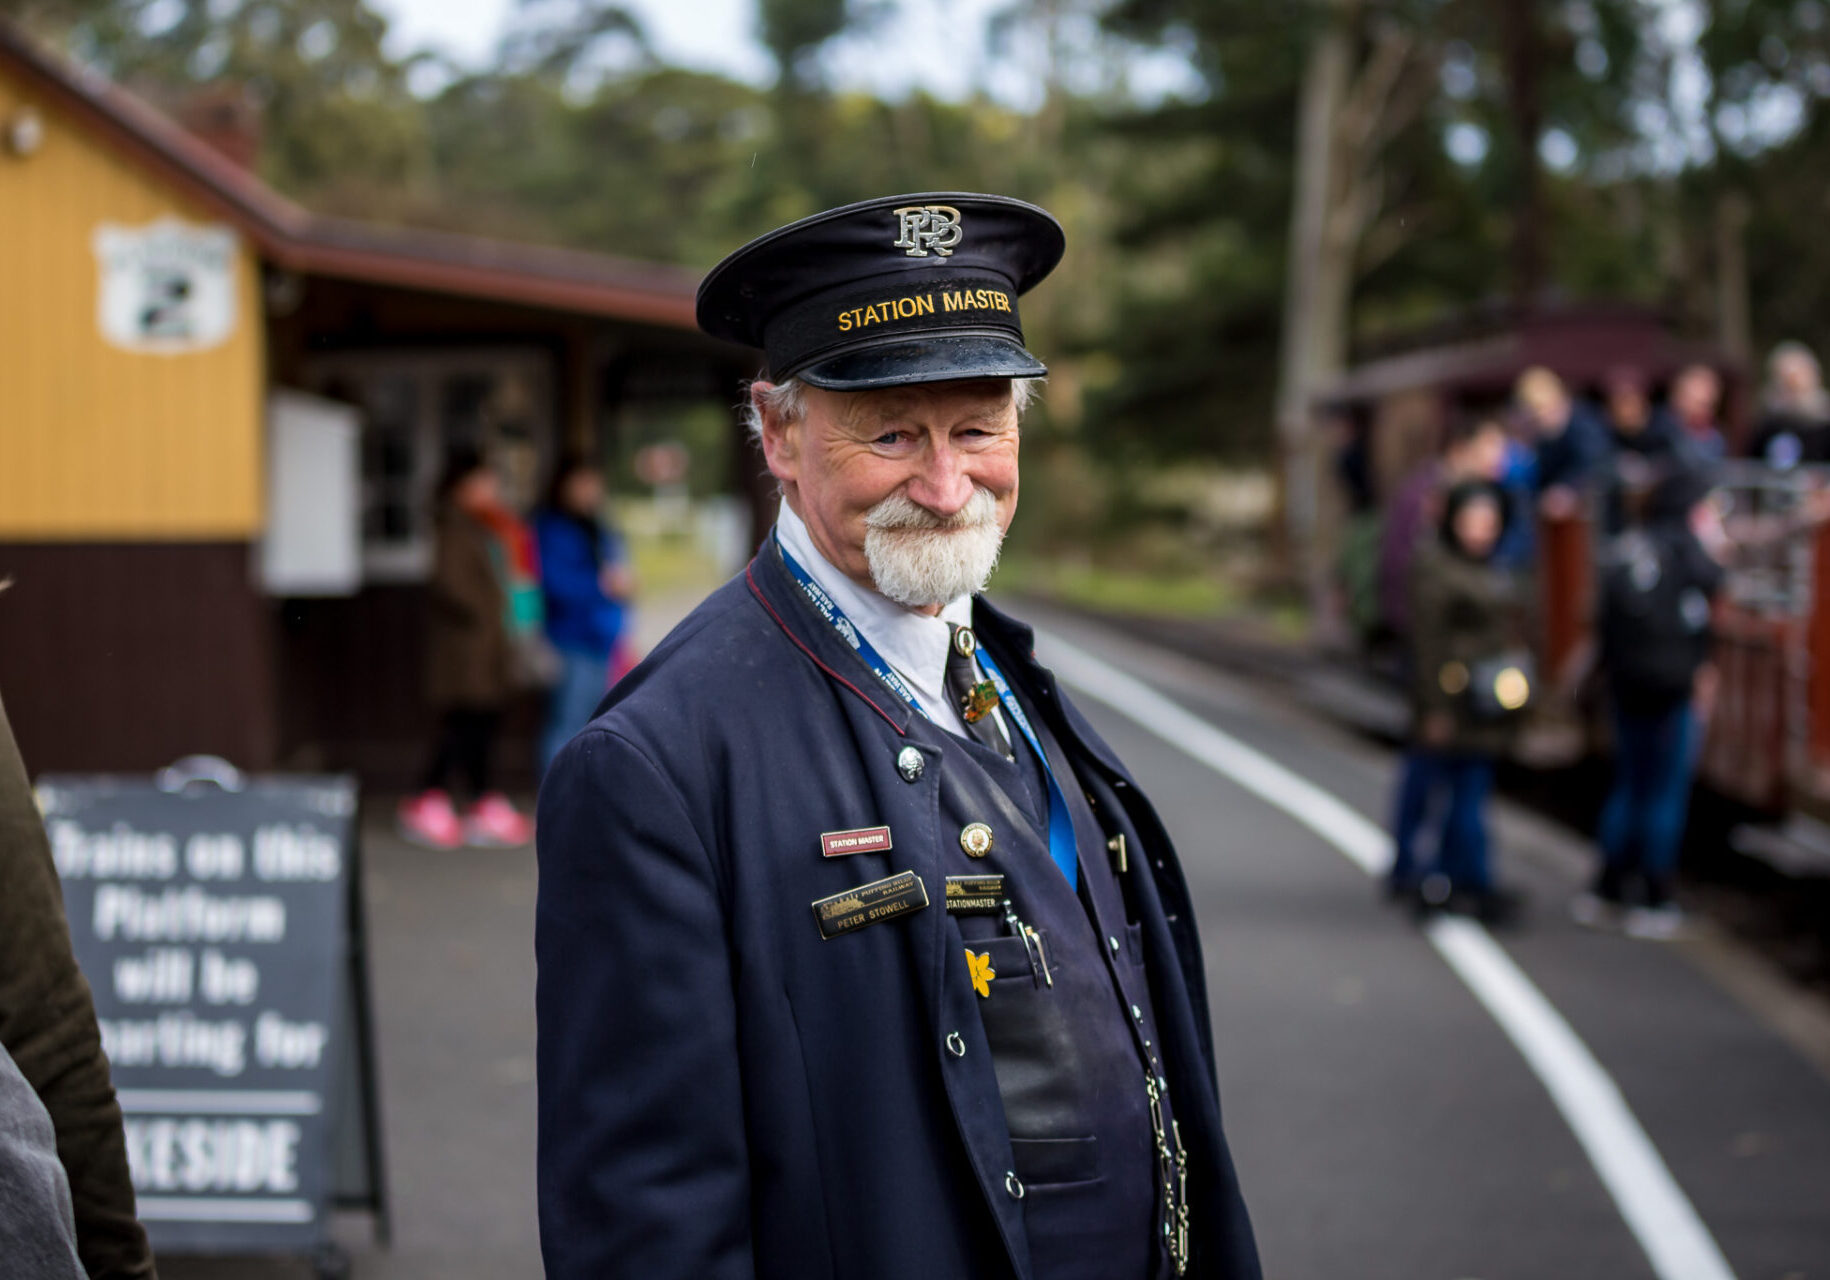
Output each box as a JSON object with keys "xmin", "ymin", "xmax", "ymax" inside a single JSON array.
[{"xmin": 775, "ymin": 500, "xmax": 976, "ymax": 737}]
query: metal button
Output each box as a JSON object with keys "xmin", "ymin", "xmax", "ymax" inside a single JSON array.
[
  {"xmin": 897, "ymin": 746, "xmax": 925, "ymax": 782},
  {"xmin": 959, "ymin": 823, "xmax": 994, "ymax": 858},
  {"xmin": 1005, "ymin": 1171, "xmax": 1025, "ymax": 1200},
  {"xmin": 945, "ymin": 1031, "xmax": 966, "ymax": 1058},
  {"xmin": 954, "ymin": 627, "xmax": 977, "ymax": 657},
  {"xmin": 1108, "ymin": 935, "xmax": 1120, "ymax": 954},
  {"xmin": 1131, "ymin": 1004, "xmax": 1143, "ymax": 1020}
]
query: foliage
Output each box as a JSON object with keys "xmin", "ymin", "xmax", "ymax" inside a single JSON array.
[
  {"xmin": 5, "ymin": 0, "xmax": 429, "ymax": 203},
  {"xmin": 11, "ymin": 0, "xmax": 1830, "ymax": 456}
]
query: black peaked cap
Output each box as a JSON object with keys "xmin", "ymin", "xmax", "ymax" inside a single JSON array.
[{"xmin": 696, "ymin": 192, "xmax": 1065, "ymax": 391}]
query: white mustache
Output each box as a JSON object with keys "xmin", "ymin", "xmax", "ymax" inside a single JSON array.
[{"xmin": 864, "ymin": 487, "xmax": 999, "ymax": 532}]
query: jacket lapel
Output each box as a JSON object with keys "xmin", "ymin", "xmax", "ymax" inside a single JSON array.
[{"xmin": 974, "ymin": 596, "xmax": 1136, "ymax": 783}]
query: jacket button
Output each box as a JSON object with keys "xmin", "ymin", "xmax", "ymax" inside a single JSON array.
[
  {"xmin": 897, "ymin": 746, "xmax": 925, "ymax": 782},
  {"xmin": 945, "ymin": 1031, "xmax": 966, "ymax": 1058},
  {"xmin": 1131, "ymin": 1004, "xmax": 1143, "ymax": 1020},
  {"xmin": 1108, "ymin": 935, "xmax": 1120, "ymax": 954},
  {"xmin": 1005, "ymin": 1171, "xmax": 1025, "ymax": 1200}
]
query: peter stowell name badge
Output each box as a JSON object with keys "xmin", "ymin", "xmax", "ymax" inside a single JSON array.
[{"xmin": 812, "ymin": 871, "xmax": 929, "ymax": 940}]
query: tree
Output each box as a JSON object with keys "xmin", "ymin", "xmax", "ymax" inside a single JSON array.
[{"xmin": 7, "ymin": 0, "xmax": 431, "ymax": 207}]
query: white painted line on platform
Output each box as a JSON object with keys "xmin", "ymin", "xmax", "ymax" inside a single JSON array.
[
  {"xmin": 137, "ymin": 1196, "xmax": 315, "ymax": 1223},
  {"xmin": 116, "ymin": 1089, "xmax": 322, "ymax": 1115},
  {"xmin": 1040, "ymin": 631, "xmax": 1738, "ymax": 1280}
]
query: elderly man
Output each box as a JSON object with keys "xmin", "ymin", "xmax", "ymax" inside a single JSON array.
[{"xmin": 535, "ymin": 193, "xmax": 1259, "ymax": 1280}]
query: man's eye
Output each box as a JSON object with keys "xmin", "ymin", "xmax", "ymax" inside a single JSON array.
[{"xmin": 875, "ymin": 432, "xmax": 905, "ymax": 446}]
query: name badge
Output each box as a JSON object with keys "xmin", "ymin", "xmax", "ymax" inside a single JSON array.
[
  {"xmin": 944, "ymin": 874, "xmax": 1006, "ymax": 915},
  {"xmin": 820, "ymin": 825, "xmax": 893, "ymax": 858},
  {"xmin": 812, "ymin": 871, "xmax": 929, "ymax": 940}
]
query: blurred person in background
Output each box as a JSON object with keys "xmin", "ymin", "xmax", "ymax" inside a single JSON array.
[
  {"xmin": 1394, "ymin": 480, "xmax": 1529, "ymax": 923},
  {"xmin": 1667, "ymin": 364, "xmax": 1727, "ymax": 463},
  {"xmin": 535, "ymin": 455, "xmax": 633, "ymax": 779},
  {"xmin": 1749, "ymin": 341, "xmax": 1830, "ymax": 469},
  {"xmin": 398, "ymin": 449, "xmax": 536, "ymax": 850},
  {"xmin": 1381, "ymin": 418, "xmax": 1510, "ymax": 903},
  {"xmin": 1577, "ymin": 467, "xmax": 1727, "ymax": 940},
  {"xmin": 1515, "ymin": 365, "xmax": 1608, "ymax": 521},
  {"xmin": 0, "ymin": 691, "xmax": 155, "ymax": 1279},
  {"xmin": 1376, "ymin": 415, "xmax": 1508, "ymax": 644},
  {"xmin": 1600, "ymin": 366, "xmax": 1689, "ymax": 533},
  {"xmin": 1490, "ymin": 415, "xmax": 1540, "ymax": 570}
]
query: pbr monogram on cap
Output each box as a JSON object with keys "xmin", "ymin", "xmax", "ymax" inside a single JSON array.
[{"xmin": 893, "ymin": 205, "xmax": 963, "ymax": 257}]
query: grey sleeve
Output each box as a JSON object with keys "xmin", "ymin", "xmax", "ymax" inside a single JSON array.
[{"xmin": 0, "ymin": 1041, "xmax": 85, "ymax": 1280}]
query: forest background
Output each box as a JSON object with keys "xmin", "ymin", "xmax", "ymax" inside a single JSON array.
[{"xmin": 7, "ymin": 0, "xmax": 1830, "ymax": 615}]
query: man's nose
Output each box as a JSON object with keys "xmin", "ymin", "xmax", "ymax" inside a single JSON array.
[{"xmin": 903, "ymin": 439, "xmax": 975, "ymax": 515}]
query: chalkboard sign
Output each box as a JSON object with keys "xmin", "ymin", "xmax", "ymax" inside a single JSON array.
[{"xmin": 38, "ymin": 762, "xmax": 374, "ymax": 1256}]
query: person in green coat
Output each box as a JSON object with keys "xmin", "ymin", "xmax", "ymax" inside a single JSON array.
[{"xmin": 1402, "ymin": 480, "xmax": 1530, "ymax": 922}]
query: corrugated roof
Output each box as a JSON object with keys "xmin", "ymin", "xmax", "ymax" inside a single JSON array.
[{"xmin": 0, "ymin": 18, "xmax": 701, "ymax": 329}]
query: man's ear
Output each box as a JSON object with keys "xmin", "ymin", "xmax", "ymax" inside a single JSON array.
[{"xmin": 755, "ymin": 383, "xmax": 800, "ymax": 486}]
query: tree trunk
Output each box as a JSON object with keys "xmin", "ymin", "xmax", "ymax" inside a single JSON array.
[
  {"xmin": 1274, "ymin": 13, "xmax": 1355, "ymax": 617},
  {"xmin": 1500, "ymin": 0, "xmax": 1544, "ymax": 304},
  {"xmin": 1714, "ymin": 190, "xmax": 1752, "ymax": 367}
]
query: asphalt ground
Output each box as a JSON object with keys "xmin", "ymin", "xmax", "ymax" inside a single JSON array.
[{"xmin": 157, "ymin": 597, "xmax": 1830, "ymax": 1279}]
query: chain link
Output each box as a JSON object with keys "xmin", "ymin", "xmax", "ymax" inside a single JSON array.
[{"xmin": 1145, "ymin": 1072, "xmax": 1189, "ymax": 1275}]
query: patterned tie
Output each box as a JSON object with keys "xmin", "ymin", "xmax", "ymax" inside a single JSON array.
[{"xmin": 946, "ymin": 625, "xmax": 1012, "ymax": 757}]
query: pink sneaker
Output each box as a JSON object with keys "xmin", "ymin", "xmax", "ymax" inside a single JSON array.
[
  {"xmin": 464, "ymin": 793, "xmax": 534, "ymax": 847},
  {"xmin": 398, "ymin": 789, "xmax": 463, "ymax": 850}
]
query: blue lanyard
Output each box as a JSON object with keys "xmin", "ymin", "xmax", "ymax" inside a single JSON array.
[
  {"xmin": 780, "ymin": 547, "xmax": 926, "ymax": 711},
  {"xmin": 974, "ymin": 649, "xmax": 1079, "ymax": 890},
  {"xmin": 779, "ymin": 545, "xmax": 1078, "ymax": 889}
]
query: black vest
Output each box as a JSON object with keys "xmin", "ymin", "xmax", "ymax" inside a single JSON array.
[{"xmin": 938, "ymin": 657, "xmax": 1180, "ymax": 1280}]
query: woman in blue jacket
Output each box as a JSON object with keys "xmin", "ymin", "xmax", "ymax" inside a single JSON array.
[{"xmin": 535, "ymin": 456, "xmax": 632, "ymax": 778}]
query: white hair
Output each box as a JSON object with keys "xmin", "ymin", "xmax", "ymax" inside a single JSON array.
[{"xmin": 742, "ymin": 374, "xmax": 1041, "ymax": 442}]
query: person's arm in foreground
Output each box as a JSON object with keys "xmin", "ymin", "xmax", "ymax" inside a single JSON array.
[
  {"xmin": 0, "ymin": 693, "xmax": 155, "ymax": 1280},
  {"xmin": 535, "ymin": 726, "xmax": 753, "ymax": 1280}
]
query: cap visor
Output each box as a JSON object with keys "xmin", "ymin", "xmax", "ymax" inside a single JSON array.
[{"xmin": 795, "ymin": 335, "xmax": 1047, "ymax": 392}]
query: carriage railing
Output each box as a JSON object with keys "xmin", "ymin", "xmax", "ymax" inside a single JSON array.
[
  {"xmin": 1711, "ymin": 460, "xmax": 1824, "ymax": 618},
  {"xmin": 1700, "ymin": 462, "xmax": 1830, "ymax": 811},
  {"xmin": 1532, "ymin": 462, "xmax": 1830, "ymax": 810}
]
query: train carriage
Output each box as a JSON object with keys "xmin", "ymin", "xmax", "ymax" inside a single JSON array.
[{"xmin": 1316, "ymin": 304, "xmax": 1830, "ymax": 870}]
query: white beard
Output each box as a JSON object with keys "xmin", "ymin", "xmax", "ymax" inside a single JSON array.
[{"xmin": 863, "ymin": 487, "xmax": 1005, "ymax": 609}]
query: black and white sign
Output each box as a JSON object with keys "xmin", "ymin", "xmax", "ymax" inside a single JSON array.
[
  {"xmin": 38, "ymin": 766, "xmax": 358, "ymax": 1253},
  {"xmin": 91, "ymin": 218, "xmax": 239, "ymax": 354}
]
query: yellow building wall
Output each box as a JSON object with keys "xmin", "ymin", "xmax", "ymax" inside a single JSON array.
[{"xmin": 0, "ymin": 63, "xmax": 264, "ymax": 540}]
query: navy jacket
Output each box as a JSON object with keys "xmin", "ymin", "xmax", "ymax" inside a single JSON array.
[{"xmin": 535, "ymin": 536, "xmax": 1259, "ymax": 1279}]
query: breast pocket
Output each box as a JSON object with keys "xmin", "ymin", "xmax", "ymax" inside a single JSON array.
[{"xmin": 977, "ymin": 933, "xmax": 1047, "ymax": 992}]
